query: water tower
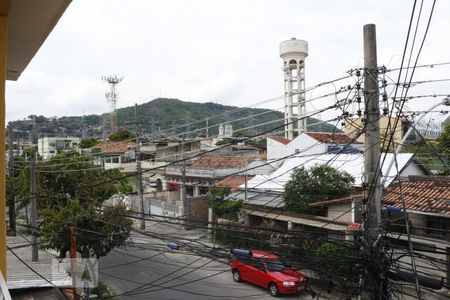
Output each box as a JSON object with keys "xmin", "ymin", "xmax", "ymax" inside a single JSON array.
[{"xmin": 280, "ymin": 38, "xmax": 308, "ymax": 140}]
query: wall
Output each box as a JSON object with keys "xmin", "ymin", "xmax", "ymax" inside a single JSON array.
[
  {"xmin": 287, "ymin": 133, "xmax": 327, "ymax": 156},
  {"xmin": 266, "ymin": 138, "xmax": 287, "ymax": 161},
  {"xmin": 189, "ymin": 197, "xmax": 209, "ymax": 223},
  {"xmin": 327, "ymin": 202, "xmax": 353, "ymax": 223},
  {"xmin": 345, "ymin": 116, "xmax": 405, "ymax": 147}
]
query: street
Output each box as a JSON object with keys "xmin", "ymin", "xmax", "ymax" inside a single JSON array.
[{"xmin": 99, "ymin": 220, "xmax": 315, "ymax": 300}]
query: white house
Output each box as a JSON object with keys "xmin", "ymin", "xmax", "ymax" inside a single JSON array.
[
  {"xmin": 267, "ymin": 132, "xmax": 363, "ymax": 161},
  {"xmin": 38, "ymin": 137, "xmax": 81, "ymax": 160}
]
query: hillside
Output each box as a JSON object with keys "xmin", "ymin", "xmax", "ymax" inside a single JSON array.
[{"xmin": 8, "ymin": 98, "xmax": 338, "ymax": 142}]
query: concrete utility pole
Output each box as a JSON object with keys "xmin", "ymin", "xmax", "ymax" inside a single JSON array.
[
  {"xmin": 362, "ymin": 23, "xmax": 383, "ymax": 299},
  {"xmin": 135, "ymin": 104, "xmax": 145, "ymax": 230},
  {"xmin": 363, "ymin": 23, "xmax": 382, "ymax": 244},
  {"xmin": 8, "ymin": 127, "xmax": 16, "ymax": 234},
  {"xmin": 30, "ymin": 149, "xmax": 38, "ymax": 262},
  {"xmin": 181, "ymin": 135, "xmax": 188, "ymax": 229}
]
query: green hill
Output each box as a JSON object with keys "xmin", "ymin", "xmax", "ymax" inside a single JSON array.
[{"xmin": 8, "ymin": 98, "xmax": 338, "ymax": 142}]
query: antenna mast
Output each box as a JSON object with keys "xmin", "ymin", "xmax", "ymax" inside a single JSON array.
[{"xmin": 102, "ymin": 75, "xmax": 123, "ymax": 133}]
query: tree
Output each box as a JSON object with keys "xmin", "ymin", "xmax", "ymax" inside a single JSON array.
[
  {"xmin": 109, "ymin": 129, "xmax": 135, "ymax": 142},
  {"xmin": 207, "ymin": 186, "xmax": 243, "ymax": 247},
  {"xmin": 284, "ymin": 164, "xmax": 355, "ymax": 213},
  {"xmin": 14, "ymin": 151, "xmax": 133, "ymax": 258},
  {"xmin": 80, "ymin": 137, "xmax": 99, "ymax": 148},
  {"xmin": 207, "ymin": 186, "xmax": 243, "ymax": 218}
]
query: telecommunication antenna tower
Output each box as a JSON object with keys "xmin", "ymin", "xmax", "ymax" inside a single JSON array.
[
  {"xmin": 280, "ymin": 38, "xmax": 308, "ymax": 140},
  {"xmin": 102, "ymin": 75, "xmax": 123, "ymax": 133}
]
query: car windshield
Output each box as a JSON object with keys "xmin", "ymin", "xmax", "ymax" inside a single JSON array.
[{"xmin": 263, "ymin": 259, "xmax": 286, "ymax": 272}]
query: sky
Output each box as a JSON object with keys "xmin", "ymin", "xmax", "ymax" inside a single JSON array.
[{"xmin": 6, "ymin": 0, "xmax": 450, "ymax": 127}]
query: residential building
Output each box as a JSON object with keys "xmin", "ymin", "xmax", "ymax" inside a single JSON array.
[
  {"xmin": 38, "ymin": 136, "xmax": 81, "ymax": 160},
  {"xmin": 345, "ymin": 116, "xmax": 412, "ymax": 147}
]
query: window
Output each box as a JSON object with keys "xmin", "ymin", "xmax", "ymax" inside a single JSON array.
[
  {"xmin": 252, "ymin": 259, "xmax": 266, "ymax": 272},
  {"xmin": 426, "ymin": 216, "xmax": 449, "ymax": 237}
]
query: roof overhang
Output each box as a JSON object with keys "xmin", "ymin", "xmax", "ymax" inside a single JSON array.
[{"xmin": 6, "ymin": 0, "xmax": 71, "ymax": 80}]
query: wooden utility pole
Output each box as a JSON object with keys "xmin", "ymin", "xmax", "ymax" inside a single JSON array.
[
  {"xmin": 8, "ymin": 126, "xmax": 16, "ymax": 233},
  {"xmin": 135, "ymin": 104, "xmax": 145, "ymax": 230},
  {"xmin": 30, "ymin": 149, "xmax": 38, "ymax": 262},
  {"xmin": 362, "ymin": 23, "xmax": 383, "ymax": 299},
  {"xmin": 70, "ymin": 226, "xmax": 78, "ymax": 300}
]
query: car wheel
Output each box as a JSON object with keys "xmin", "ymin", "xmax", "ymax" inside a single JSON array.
[
  {"xmin": 269, "ymin": 283, "xmax": 280, "ymax": 297},
  {"xmin": 232, "ymin": 269, "xmax": 241, "ymax": 282}
]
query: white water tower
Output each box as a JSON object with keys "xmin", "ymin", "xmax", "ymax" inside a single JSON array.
[{"xmin": 280, "ymin": 38, "xmax": 308, "ymax": 140}]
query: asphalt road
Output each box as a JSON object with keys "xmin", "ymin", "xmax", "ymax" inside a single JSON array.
[{"xmin": 99, "ymin": 223, "xmax": 315, "ymax": 300}]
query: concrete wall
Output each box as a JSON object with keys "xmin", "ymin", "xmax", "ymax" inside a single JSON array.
[
  {"xmin": 267, "ymin": 138, "xmax": 287, "ymax": 161},
  {"xmin": 287, "ymin": 133, "xmax": 326, "ymax": 156},
  {"xmin": 327, "ymin": 202, "xmax": 353, "ymax": 223}
]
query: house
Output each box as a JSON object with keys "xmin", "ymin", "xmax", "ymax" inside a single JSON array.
[
  {"xmin": 266, "ymin": 132, "xmax": 363, "ymax": 161},
  {"xmin": 215, "ymin": 153, "xmax": 427, "ymax": 242},
  {"xmin": 92, "ymin": 140, "xmax": 137, "ymax": 167},
  {"xmin": 156, "ymin": 156, "xmax": 275, "ymax": 223},
  {"xmin": 154, "ymin": 138, "xmax": 201, "ymax": 162},
  {"xmin": 37, "ymin": 136, "xmax": 81, "ymax": 160},
  {"xmin": 345, "ymin": 116, "xmax": 413, "ymax": 146}
]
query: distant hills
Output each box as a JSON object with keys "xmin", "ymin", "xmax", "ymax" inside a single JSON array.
[{"xmin": 8, "ymin": 98, "xmax": 338, "ymax": 142}]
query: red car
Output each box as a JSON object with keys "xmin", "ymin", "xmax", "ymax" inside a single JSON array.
[{"xmin": 230, "ymin": 249, "xmax": 308, "ymax": 297}]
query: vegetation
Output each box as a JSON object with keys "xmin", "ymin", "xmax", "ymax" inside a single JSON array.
[
  {"xmin": 109, "ymin": 129, "xmax": 135, "ymax": 142},
  {"xmin": 7, "ymin": 98, "xmax": 338, "ymax": 141},
  {"xmin": 12, "ymin": 151, "xmax": 133, "ymax": 258},
  {"xmin": 80, "ymin": 137, "xmax": 99, "ymax": 148},
  {"xmin": 207, "ymin": 186, "xmax": 243, "ymax": 218},
  {"xmin": 284, "ymin": 165, "xmax": 355, "ymax": 213}
]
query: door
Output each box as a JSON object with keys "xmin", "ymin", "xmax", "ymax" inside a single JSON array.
[{"xmin": 252, "ymin": 259, "xmax": 270, "ymax": 288}]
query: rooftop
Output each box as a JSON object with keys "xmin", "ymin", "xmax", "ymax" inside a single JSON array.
[
  {"xmin": 95, "ymin": 140, "xmax": 137, "ymax": 154},
  {"xmin": 191, "ymin": 156, "xmax": 252, "ymax": 169},
  {"xmin": 305, "ymin": 132, "xmax": 359, "ymax": 144},
  {"xmin": 216, "ymin": 175, "xmax": 255, "ymax": 192},
  {"xmin": 268, "ymin": 136, "xmax": 290, "ymax": 145},
  {"xmin": 383, "ymin": 176, "xmax": 450, "ymax": 216}
]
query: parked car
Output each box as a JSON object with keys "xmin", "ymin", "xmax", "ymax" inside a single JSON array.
[{"xmin": 230, "ymin": 249, "xmax": 308, "ymax": 297}]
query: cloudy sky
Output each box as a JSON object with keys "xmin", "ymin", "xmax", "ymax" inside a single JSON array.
[{"xmin": 6, "ymin": 0, "xmax": 450, "ymax": 125}]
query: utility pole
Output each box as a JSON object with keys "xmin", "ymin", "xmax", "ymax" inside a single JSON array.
[
  {"xmin": 8, "ymin": 127, "xmax": 16, "ymax": 234},
  {"xmin": 206, "ymin": 118, "xmax": 209, "ymax": 138},
  {"xmin": 30, "ymin": 149, "xmax": 38, "ymax": 262},
  {"xmin": 362, "ymin": 23, "xmax": 383, "ymax": 299},
  {"xmin": 70, "ymin": 226, "xmax": 78, "ymax": 300},
  {"xmin": 135, "ymin": 104, "xmax": 145, "ymax": 230},
  {"xmin": 181, "ymin": 135, "xmax": 188, "ymax": 229}
]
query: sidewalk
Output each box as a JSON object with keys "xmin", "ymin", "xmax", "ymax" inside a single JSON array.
[{"xmin": 6, "ymin": 234, "xmax": 72, "ymax": 290}]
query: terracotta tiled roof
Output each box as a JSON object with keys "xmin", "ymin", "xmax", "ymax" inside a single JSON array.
[
  {"xmin": 95, "ymin": 141, "xmax": 137, "ymax": 154},
  {"xmin": 347, "ymin": 223, "xmax": 362, "ymax": 231},
  {"xmin": 216, "ymin": 175, "xmax": 255, "ymax": 192},
  {"xmin": 306, "ymin": 132, "xmax": 358, "ymax": 144},
  {"xmin": 268, "ymin": 136, "xmax": 290, "ymax": 145},
  {"xmin": 383, "ymin": 176, "xmax": 450, "ymax": 216},
  {"xmin": 191, "ymin": 156, "xmax": 252, "ymax": 169}
]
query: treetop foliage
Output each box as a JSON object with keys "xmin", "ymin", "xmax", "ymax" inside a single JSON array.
[{"xmin": 284, "ymin": 164, "xmax": 355, "ymax": 213}]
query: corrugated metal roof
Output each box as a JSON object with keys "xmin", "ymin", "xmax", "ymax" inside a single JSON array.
[
  {"xmin": 383, "ymin": 176, "xmax": 450, "ymax": 216},
  {"xmin": 242, "ymin": 153, "xmax": 416, "ymax": 191}
]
